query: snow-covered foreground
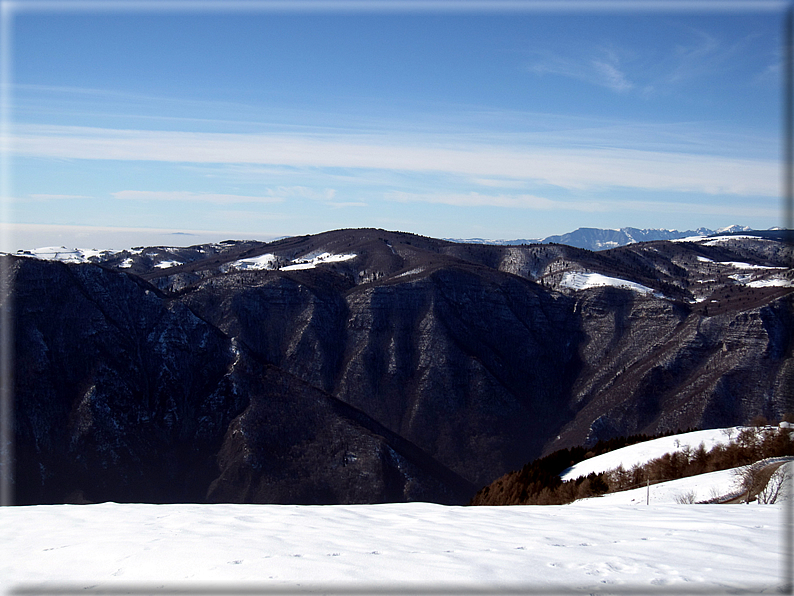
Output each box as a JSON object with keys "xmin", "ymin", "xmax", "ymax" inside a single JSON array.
[{"xmin": 1, "ymin": 500, "xmax": 788, "ymax": 594}]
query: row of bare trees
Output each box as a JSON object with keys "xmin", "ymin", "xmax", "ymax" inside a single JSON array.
[{"xmin": 606, "ymin": 426, "xmax": 793, "ymax": 494}]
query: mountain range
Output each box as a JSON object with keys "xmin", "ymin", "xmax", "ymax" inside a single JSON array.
[
  {"xmin": 449, "ymin": 224, "xmax": 757, "ymax": 250},
  {"xmin": 7, "ymin": 227, "xmax": 793, "ymax": 505}
]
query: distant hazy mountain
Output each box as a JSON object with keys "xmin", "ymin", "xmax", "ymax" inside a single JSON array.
[{"xmin": 449, "ymin": 225, "xmax": 753, "ymax": 251}]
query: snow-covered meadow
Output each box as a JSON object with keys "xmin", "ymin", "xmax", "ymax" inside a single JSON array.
[
  {"xmin": 2, "ymin": 500, "xmax": 787, "ymax": 594},
  {"xmin": 2, "ymin": 430, "xmax": 791, "ymax": 594}
]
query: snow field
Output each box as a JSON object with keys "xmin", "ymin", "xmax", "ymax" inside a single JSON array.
[
  {"xmin": 1, "ymin": 501, "xmax": 786, "ymax": 592},
  {"xmin": 226, "ymin": 251, "xmax": 357, "ymax": 272},
  {"xmin": 583, "ymin": 467, "xmax": 741, "ymax": 505},
  {"xmin": 226, "ymin": 253, "xmax": 277, "ymax": 271},
  {"xmin": 280, "ymin": 252, "xmax": 357, "ymax": 271},
  {"xmin": 560, "ymin": 427, "xmax": 744, "ymax": 482},
  {"xmin": 559, "ymin": 272, "xmax": 657, "ymax": 295}
]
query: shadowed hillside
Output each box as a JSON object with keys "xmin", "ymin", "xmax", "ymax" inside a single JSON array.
[{"xmin": 8, "ymin": 228, "xmax": 793, "ymax": 504}]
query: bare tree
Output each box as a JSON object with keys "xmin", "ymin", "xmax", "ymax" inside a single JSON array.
[
  {"xmin": 733, "ymin": 464, "xmax": 766, "ymax": 503},
  {"xmin": 757, "ymin": 464, "xmax": 791, "ymax": 505}
]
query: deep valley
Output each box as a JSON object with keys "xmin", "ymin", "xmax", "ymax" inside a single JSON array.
[{"xmin": 7, "ymin": 228, "xmax": 793, "ymax": 505}]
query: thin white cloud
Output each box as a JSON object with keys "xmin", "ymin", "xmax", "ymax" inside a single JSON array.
[
  {"xmin": 387, "ymin": 191, "xmax": 779, "ymax": 218},
  {"xmin": 527, "ymin": 49, "xmax": 633, "ymax": 93},
  {"xmin": 619, "ymin": 199, "xmax": 780, "ymax": 218},
  {"xmin": 666, "ymin": 28, "xmax": 722, "ymax": 84},
  {"xmin": 28, "ymin": 193, "xmax": 92, "ymax": 200},
  {"xmin": 388, "ymin": 191, "xmax": 601, "ymax": 210},
  {"xmin": 591, "ymin": 59, "xmax": 633, "ymax": 92},
  {"xmin": 471, "ymin": 178, "xmax": 527, "ymax": 188},
  {"xmin": 527, "ymin": 26, "xmax": 771, "ymax": 100},
  {"xmin": 112, "ymin": 191, "xmax": 284, "ymax": 204},
  {"xmin": 11, "ymin": 124, "xmax": 779, "ymax": 197},
  {"xmin": 111, "ymin": 187, "xmax": 334, "ymax": 203},
  {"xmin": 328, "ymin": 201, "xmax": 368, "ymax": 208}
]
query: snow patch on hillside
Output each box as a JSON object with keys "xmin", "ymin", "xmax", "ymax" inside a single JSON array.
[
  {"xmin": 227, "ymin": 253, "xmax": 277, "ymax": 271},
  {"xmin": 154, "ymin": 260, "xmax": 183, "ymax": 269},
  {"xmin": 722, "ymin": 261, "xmax": 780, "ymax": 270},
  {"xmin": 393, "ymin": 266, "xmax": 426, "ymax": 279},
  {"xmin": 702, "ymin": 235, "xmax": 762, "ymax": 245},
  {"xmin": 281, "ymin": 252, "xmax": 356, "ymax": 271},
  {"xmin": 560, "ymin": 271, "xmax": 658, "ymax": 296},
  {"xmin": 748, "ymin": 278, "xmax": 794, "ymax": 288},
  {"xmin": 673, "ymin": 234, "xmax": 759, "ymax": 245}
]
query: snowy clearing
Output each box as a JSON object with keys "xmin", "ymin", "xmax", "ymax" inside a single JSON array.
[
  {"xmin": 720, "ymin": 261, "xmax": 780, "ymax": 270},
  {"xmin": 154, "ymin": 260, "xmax": 183, "ymax": 269},
  {"xmin": 226, "ymin": 253, "xmax": 277, "ymax": 271},
  {"xmin": 559, "ymin": 272, "xmax": 658, "ymax": 296},
  {"xmin": 280, "ymin": 252, "xmax": 357, "ymax": 271},
  {"xmin": 702, "ymin": 235, "xmax": 765, "ymax": 245},
  {"xmin": 1, "ymin": 501, "xmax": 786, "ymax": 593},
  {"xmin": 748, "ymin": 278, "xmax": 794, "ymax": 288},
  {"xmin": 672, "ymin": 234, "xmax": 759, "ymax": 245}
]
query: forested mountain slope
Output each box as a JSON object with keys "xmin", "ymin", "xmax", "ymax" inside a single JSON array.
[{"xmin": 7, "ymin": 228, "xmax": 793, "ymax": 504}]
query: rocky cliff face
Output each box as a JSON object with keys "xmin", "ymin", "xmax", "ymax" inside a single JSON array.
[{"xmin": 6, "ymin": 228, "xmax": 793, "ymax": 504}]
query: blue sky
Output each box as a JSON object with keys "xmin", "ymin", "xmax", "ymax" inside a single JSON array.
[{"xmin": 1, "ymin": 1, "xmax": 786, "ymax": 250}]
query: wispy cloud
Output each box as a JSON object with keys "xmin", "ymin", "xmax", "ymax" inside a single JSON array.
[
  {"xmin": 471, "ymin": 178, "xmax": 527, "ymax": 188},
  {"xmin": 388, "ymin": 191, "xmax": 569, "ymax": 209},
  {"xmin": 112, "ymin": 191, "xmax": 284, "ymax": 204},
  {"xmin": 11, "ymin": 125, "xmax": 779, "ymax": 197},
  {"xmin": 591, "ymin": 58, "xmax": 633, "ymax": 92},
  {"xmin": 644, "ymin": 27, "xmax": 773, "ymax": 93},
  {"xmin": 664, "ymin": 28, "xmax": 722, "ymax": 84},
  {"xmin": 387, "ymin": 191, "xmax": 779, "ymax": 218},
  {"xmin": 527, "ymin": 26, "xmax": 770, "ymax": 98},
  {"xmin": 527, "ymin": 48, "xmax": 633, "ymax": 93},
  {"xmin": 111, "ymin": 187, "xmax": 334, "ymax": 204},
  {"xmin": 25, "ymin": 193, "xmax": 92, "ymax": 201},
  {"xmin": 328, "ymin": 201, "xmax": 368, "ymax": 208}
]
